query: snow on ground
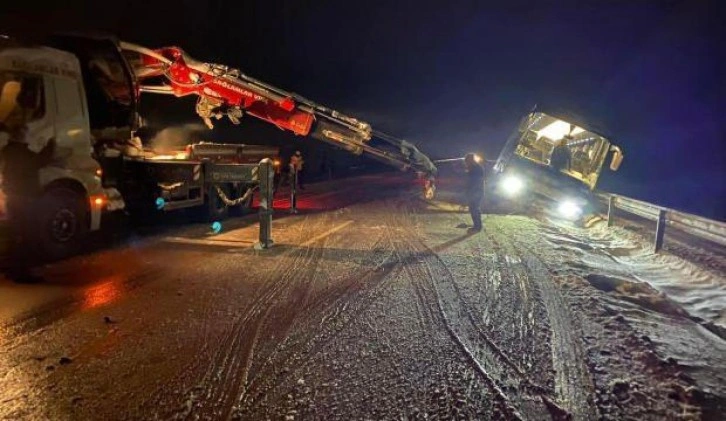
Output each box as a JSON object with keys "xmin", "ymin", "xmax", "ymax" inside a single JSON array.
[
  {"xmin": 541, "ymin": 215, "xmax": 726, "ymax": 414},
  {"xmin": 546, "ymin": 218, "xmax": 726, "ymax": 329}
]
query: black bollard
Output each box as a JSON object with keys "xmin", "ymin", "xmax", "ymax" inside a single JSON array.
[
  {"xmin": 290, "ymin": 164, "xmax": 298, "ymax": 214},
  {"xmin": 255, "ymin": 158, "xmax": 275, "ymax": 249}
]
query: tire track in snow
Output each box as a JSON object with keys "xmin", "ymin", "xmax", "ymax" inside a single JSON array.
[
  {"xmin": 235, "ymin": 254, "xmax": 406, "ymax": 418},
  {"xmin": 395, "ymin": 237, "xmax": 528, "ymax": 419},
  {"xmin": 239, "ymin": 194, "xmax": 494, "ymax": 419},
  {"xmin": 135, "ymin": 213, "xmax": 346, "ymax": 417},
  {"xmin": 236, "ymin": 223, "xmax": 379, "ymax": 405},
  {"xmin": 379, "ymin": 200, "xmax": 518, "ymax": 417},
  {"xmin": 235, "ymin": 201, "xmax": 412, "ymax": 417},
  {"xmin": 140, "ymin": 213, "xmax": 333, "ymax": 419},
  {"xmin": 195, "ymin": 215, "xmax": 335, "ymax": 419},
  {"xmin": 396, "ymin": 200, "xmax": 574, "ymax": 420},
  {"xmin": 490, "ymin": 217, "xmax": 599, "ymax": 420}
]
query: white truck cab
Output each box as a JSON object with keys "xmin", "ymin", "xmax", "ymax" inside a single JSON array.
[
  {"xmin": 1, "ymin": 42, "xmax": 111, "ymax": 258},
  {"xmin": 0, "ymin": 36, "xmax": 268, "ymax": 261}
]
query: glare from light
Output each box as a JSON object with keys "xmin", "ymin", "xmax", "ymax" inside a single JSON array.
[
  {"xmin": 501, "ymin": 175, "xmax": 524, "ymax": 196},
  {"xmin": 90, "ymin": 195, "xmax": 107, "ymax": 208},
  {"xmin": 558, "ymin": 200, "xmax": 583, "ymax": 219},
  {"xmin": 537, "ymin": 120, "xmax": 584, "ymax": 141},
  {"xmin": 473, "ymin": 154, "xmax": 483, "ymax": 163},
  {"xmin": 211, "ymin": 221, "xmax": 222, "ymax": 234}
]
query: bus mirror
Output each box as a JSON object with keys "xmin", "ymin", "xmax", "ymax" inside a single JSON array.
[{"xmin": 609, "ymin": 146, "xmax": 623, "ymax": 171}]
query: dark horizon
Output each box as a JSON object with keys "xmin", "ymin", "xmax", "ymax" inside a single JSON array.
[{"xmin": 2, "ymin": 0, "xmax": 723, "ymax": 219}]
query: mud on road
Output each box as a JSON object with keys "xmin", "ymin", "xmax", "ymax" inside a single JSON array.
[{"xmin": 0, "ymin": 174, "xmax": 721, "ymax": 420}]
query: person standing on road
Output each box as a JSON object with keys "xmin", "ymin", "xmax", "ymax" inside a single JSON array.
[
  {"xmin": 0, "ymin": 127, "xmax": 55, "ymax": 281},
  {"xmin": 464, "ymin": 153, "xmax": 485, "ymax": 233},
  {"xmin": 0, "ymin": 78, "xmax": 56, "ymax": 281},
  {"xmin": 289, "ymin": 150, "xmax": 305, "ymax": 190}
]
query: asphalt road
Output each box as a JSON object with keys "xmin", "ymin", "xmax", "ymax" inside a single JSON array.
[{"xmin": 0, "ymin": 174, "xmax": 722, "ymax": 420}]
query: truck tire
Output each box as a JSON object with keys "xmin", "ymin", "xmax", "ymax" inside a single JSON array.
[
  {"xmin": 204, "ymin": 184, "xmax": 229, "ymax": 222},
  {"xmin": 36, "ymin": 188, "xmax": 88, "ymax": 261}
]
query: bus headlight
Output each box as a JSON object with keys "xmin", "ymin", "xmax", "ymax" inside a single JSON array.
[
  {"xmin": 501, "ymin": 175, "xmax": 524, "ymax": 196},
  {"xmin": 557, "ymin": 199, "xmax": 583, "ymax": 219}
]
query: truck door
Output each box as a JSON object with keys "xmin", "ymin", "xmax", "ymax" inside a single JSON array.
[{"xmin": 51, "ymin": 75, "xmax": 93, "ymax": 162}]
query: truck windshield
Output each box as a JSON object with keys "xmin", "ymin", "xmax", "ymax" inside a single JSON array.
[{"xmin": 513, "ymin": 112, "xmax": 611, "ymax": 186}]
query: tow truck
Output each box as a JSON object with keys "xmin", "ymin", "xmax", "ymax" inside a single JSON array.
[
  {"xmin": 490, "ymin": 109, "xmax": 624, "ymax": 221},
  {"xmin": 0, "ymin": 34, "xmax": 437, "ymax": 260}
]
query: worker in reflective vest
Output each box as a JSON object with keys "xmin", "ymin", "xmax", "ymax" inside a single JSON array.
[{"xmin": 289, "ymin": 150, "xmax": 304, "ymax": 190}]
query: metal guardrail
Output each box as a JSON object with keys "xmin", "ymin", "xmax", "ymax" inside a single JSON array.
[{"xmin": 597, "ymin": 192, "xmax": 726, "ymax": 252}]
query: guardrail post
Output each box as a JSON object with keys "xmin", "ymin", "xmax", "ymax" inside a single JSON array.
[
  {"xmin": 254, "ymin": 159, "xmax": 274, "ymax": 250},
  {"xmin": 607, "ymin": 195, "xmax": 615, "ymax": 227},
  {"xmin": 290, "ymin": 164, "xmax": 298, "ymax": 214},
  {"xmin": 598, "ymin": 191, "xmax": 726, "ymax": 248},
  {"xmin": 653, "ymin": 209, "xmax": 666, "ymax": 253}
]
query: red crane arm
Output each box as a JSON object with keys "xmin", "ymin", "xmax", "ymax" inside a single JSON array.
[
  {"xmin": 121, "ymin": 43, "xmax": 315, "ymax": 135},
  {"xmin": 118, "ymin": 41, "xmax": 437, "ymax": 192}
]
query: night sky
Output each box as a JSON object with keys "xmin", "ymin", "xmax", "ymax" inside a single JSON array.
[{"xmin": 2, "ymin": 0, "xmax": 724, "ymax": 219}]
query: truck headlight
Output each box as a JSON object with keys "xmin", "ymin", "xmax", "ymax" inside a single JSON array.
[
  {"xmin": 557, "ymin": 199, "xmax": 583, "ymax": 219},
  {"xmin": 500, "ymin": 175, "xmax": 524, "ymax": 196}
]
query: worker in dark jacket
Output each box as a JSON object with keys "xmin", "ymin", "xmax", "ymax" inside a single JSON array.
[
  {"xmin": 1, "ymin": 124, "xmax": 55, "ymax": 280},
  {"xmin": 464, "ymin": 153, "xmax": 485, "ymax": 233}
]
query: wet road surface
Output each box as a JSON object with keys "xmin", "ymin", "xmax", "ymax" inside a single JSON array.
[{"xmin": 1, "ymin": 174, "xmax": 723, "ymax": 420}]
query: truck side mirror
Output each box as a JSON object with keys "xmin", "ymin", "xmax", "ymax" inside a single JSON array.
[{"xmin": 609, "ymin": 146, "xmax": 623, "ymax": 171}]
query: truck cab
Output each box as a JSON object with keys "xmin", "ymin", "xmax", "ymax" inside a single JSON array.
[
  {"xmin": 491, "ymin": 110, "xmax": 624, "ymax": 220},
  {"xmin": 1, "ymin": 36, "xmax": 274, "ymax": 261},
  {"xmin": 1, "ymin": 40, "xmax": 111, "ymax": 258}
]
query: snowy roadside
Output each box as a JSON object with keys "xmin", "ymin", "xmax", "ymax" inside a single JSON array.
[
  {"xmin": 541, "ymin": 216, "xmax": 726, "ymax": 415},
  {"xmin": 418, "ymin": 183, "xmax": 724, "ymax": 418},
  {"xmin": 547, "ymin": 219, "xmax": 726, "ymax": 329}
]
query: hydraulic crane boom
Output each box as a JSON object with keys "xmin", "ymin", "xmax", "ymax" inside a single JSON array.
[{"xmin": 119, "ymin": 42, "xmax": 437, "ymax": 197}]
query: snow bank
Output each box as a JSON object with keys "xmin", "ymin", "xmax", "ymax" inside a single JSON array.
[{"xmin": 545, "ymin": 219, "xmax": 726, "ymax": 330}]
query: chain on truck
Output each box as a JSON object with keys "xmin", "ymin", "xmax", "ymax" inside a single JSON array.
[{"xmin": 0, "ymin": 34, "xmax": 438, "ymax": 260}]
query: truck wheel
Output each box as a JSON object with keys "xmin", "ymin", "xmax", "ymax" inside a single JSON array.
[
  {"xmin": 205, "ymin": 184, "xmax": 229, "ymax": 222},
  {"xmin": 37, "ymin": 188, "xmax": 88, "ymax": 261}
]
